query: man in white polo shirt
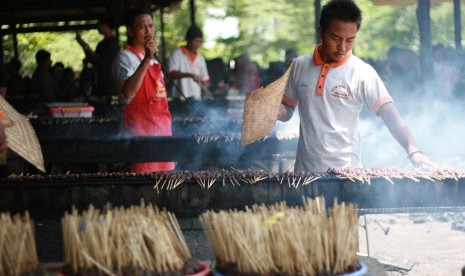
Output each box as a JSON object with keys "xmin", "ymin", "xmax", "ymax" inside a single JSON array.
[
  {"xmin": 278, "ymin": 0, "xmax": 436, "ymax": 173},
  {"xmin": 168, "ymin": 25, "xmax": 210, "ymax": 100}
]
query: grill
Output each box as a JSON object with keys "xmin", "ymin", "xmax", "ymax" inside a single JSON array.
[
  {"xmin": 23, "ymin": 114, "xmax": 465, "ymax": 218},
  {"xmin": 2, "ymin": 168, "xmax": 464, "ymax": 263},
  {"xmin": 1, "ymin": 168, "xmax": 464, "ymax": 220},
  {"xmin": 30, "ymin": 117, "xmax": 296, "ymax": 171}
]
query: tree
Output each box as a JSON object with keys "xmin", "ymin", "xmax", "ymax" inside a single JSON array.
[{"xmin": 2, "ymin": 0, "xmax": 463, "ymax": 76}]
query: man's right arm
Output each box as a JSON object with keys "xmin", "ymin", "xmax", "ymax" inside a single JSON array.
[
  {"xmin": 278, "ymin": 102, "xmax": 294, "ymax": 122},
  {"xmin": 120, "ymin": 58, "xmax": 150, "ymax": 99},
  {"xmin": 112, "ymin": 52, "xmax": 150, "ymax": 99}
]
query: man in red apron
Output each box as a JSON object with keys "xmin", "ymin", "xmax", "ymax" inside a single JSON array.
[{"xmin": 112, "ymin": 8, "xmax": 175, "ymax": 172}]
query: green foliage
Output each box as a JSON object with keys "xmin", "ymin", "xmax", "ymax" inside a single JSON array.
[
  {"xmin": 430, "ymin": 2, "xmax": 458, "ymax": 48},
  {"xmin": 356, "ymin": 0, "xmax": 419, "ymax": 59},
  {"xmin": 208, "ymin": 0, "xmax": 316, "ymax": 67},
  {"xmin": 11, "ymin": 30, "xmax": 102, "ymax": 77},
  {"xmin": 2, "ymin": 0, "xmax": 464, "ymax": 75},
  {"xmin": 160, "ymin": 0, "xmax": 214, "ymax": 55}
]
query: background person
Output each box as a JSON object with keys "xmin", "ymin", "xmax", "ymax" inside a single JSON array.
[
  {"xmin": 5, "ymin": 58, "xmax": 27, "ymax": 101},
  {"xmin": 168, "ymin": 25, "xmax": 210, "ymax": 100},
  {"xmin": 29, "ymin": 49, "xmax": 58, "ymax": 116},
  {"xmin": 111, "ymin": 8, "xmax": 175, "ymax": 173},
  {"xmin": 5, "ymin": 58, "xmax": 28, "ymax": 113},
  {"xmin": 278, "ymin": 0, "xmax": 436, "ymax": 173},
  {"xmin": 76, "ymin": 13, "xmax": 120, "ymax": 100}
]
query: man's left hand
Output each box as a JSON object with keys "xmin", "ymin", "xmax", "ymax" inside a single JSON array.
[{"xmin": 410, "ymin": 152, "xmax": 438, "ymax": 170}]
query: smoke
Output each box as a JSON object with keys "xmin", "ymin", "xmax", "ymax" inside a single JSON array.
[
  {"xmin": 360, "ymin": 83, "xmax": 465, "ymax": 170},
  {"xmin": 360, "ymin": 48, "xmax": 465, "ymax": 170},
  {"xmin": 170, "ymin": 100, "xmax": 245, "ymax": 170},
  {"xmin": 109, "ymin": 49, "xmax": 464, "ymax": 172}
]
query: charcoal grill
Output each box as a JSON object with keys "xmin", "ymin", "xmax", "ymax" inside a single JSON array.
[
  {"xmin": 29, "ymin": 117, "xmax": 296, "ymax": 172},
  {"xmin": 2, "ymin": 168, "xmax": 465, "ymax": 263},
  {"xmin": 1, "ymin": 169, "xmax": 464, "ymax": 220}
]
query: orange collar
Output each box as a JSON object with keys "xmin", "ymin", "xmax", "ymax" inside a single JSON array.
[
  {"xmin": 124, "ymin": 44, "xmax": 145, "ymax": 55},
  {"xmin": 313, "ymin": 44, "xmax": 351, "ymax": 67},
  {"xmin": 181, "ymin": 46, "xmax": 198, "ymax": 63}
]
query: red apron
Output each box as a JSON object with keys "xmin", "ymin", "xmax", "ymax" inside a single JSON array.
[{"xmin": 123, "ymin": 45, "xmax": 175, "ymax": 172}]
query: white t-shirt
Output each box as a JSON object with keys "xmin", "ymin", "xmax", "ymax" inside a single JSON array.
[
  {"xmin": 168, "ymin": 47, "xmax": 210, "ymax": 99},
  {"xmin": 283, "ymin": 49, "xmax": 393, "ymax": 172}
]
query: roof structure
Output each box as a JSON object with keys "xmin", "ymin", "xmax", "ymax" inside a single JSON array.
[{"xmin": 0, "ymin": 0, "xmax": 183, "ymax": 33}]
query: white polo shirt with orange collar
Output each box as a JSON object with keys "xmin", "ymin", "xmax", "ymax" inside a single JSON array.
[
  {"xmin": 168, "ymin": 46, "xmax": 210, "ymax": 100},
  {"xmin": 283, "ymin": 45, "xmax": 393, "ymax": 172}
]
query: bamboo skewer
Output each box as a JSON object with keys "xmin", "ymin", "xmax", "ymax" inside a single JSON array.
[
  {"xmin": 200, "ymin": 196, "xmax": 359, "ymax": 275},
  {"xmin": 0, "ymin": 211, "xmax": 40, "ymax": 275},
  {"xmin": 62, "ymin": 203, "xmax": 195, "ymax": 275}
]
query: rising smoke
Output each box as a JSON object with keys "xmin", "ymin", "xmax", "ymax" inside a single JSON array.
[{"xmin": 360, "ymin": 48, "xmax": 465, "ymax": 170}]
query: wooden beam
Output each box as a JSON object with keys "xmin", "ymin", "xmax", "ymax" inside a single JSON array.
[
  {"xmin": 1, "ymin": 23, "xmax": 99, "ymax": 35},
  {"xmin": 190, "ymin": 0, "xmax": 196, "ymax": 26},
  {"xmin": 417, "ymin": 0, "xmax": 433, "ymax": 76},
  {"xmin": 160, "ymin": 9, "xmax": 167, "ymax": 64},
  {"xmin": 314, "ymin": 0, "xmax": 321, "ymax": 44},
  {"xmin": 454, "ymin": 0, "xmax": 462, "ymax": 49},
  {"xmin": 0, "ymin": 7, "xmax": 107, "ymax": 25},
  {"xmin": 10, "ymin": 24, "xmax": 18, "ymax": 59}
]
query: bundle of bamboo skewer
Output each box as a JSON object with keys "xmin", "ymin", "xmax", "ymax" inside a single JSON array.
[
  {"xmin": 200, "ymin": 197, "xmax": 359, "ymax": 276},
  {"xmin": 62, "ymin": 203, "xmax": 203, "ymax": 276},
  {"xmin": 0, "ymin": 211, "xmax": 40, "ymax": 275}
]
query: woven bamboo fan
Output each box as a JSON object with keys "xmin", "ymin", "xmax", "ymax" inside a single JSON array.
[
  {"xmin": 241, "ymin": 63, "xmax": 294, "ymax": 146},
  {"xmin": 0, "ymin": 97, "xmax": 45, "ymax": 172}
]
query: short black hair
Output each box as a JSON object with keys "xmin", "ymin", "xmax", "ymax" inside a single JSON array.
[
  {"xmin": 125, "ymin": 8, "xmax": 153, "ymax": 28},
  {"xmin": 186, "ymin": 25, "xmax": 203, "ymax": 41},
  {"xmin": 319, "ymin": 0, "xmax": 362, "ymax": 32},
  {"xmin": 99, "ymin": 12, "xmax": 117, "ymax": 29},
  {"xmin": 35, "ymin": 49, "xmax": 51, "ymax": 65}
]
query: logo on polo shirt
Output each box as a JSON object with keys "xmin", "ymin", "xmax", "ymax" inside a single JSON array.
[{"xmin": 331, "ymin": 84, "xmax": 350, "ymax": 100}]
